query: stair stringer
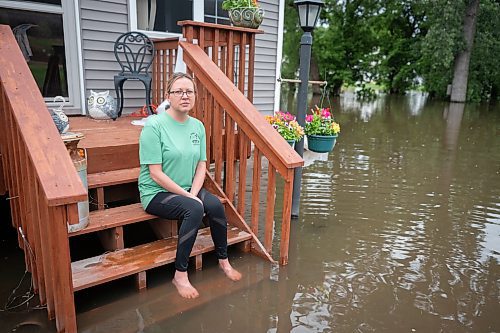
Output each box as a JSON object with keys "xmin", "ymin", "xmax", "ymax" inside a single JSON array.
[{"xmin": 203, "ymin": 172, "xmax": 276, "ymax": 264}]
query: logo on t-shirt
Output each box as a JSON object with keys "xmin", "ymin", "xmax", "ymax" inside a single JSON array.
[{"xmin": 190, "ymin": 133, "xmax": 200, "ymax": 145}]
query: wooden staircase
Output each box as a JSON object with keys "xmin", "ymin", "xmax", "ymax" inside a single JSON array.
[
  {"xmin": 0, "ymin": 22, "xmax": 303, "ymax": 332},
  {"xmin": 66, "ymin": 129, "xmax": 254, "ymax": 293}
]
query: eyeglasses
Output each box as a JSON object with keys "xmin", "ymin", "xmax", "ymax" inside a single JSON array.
[{"xmin": 169, "ymin": 90, "xmax": 195, "ymax": 97}]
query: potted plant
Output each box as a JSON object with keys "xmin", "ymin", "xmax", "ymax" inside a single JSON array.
[
  {"xmin": 265, "ymin": 111, "xmax": 304, "ymax": 147},
  {"xmin": 222, "ymin": 0, "xmax": 264, "ymax": 29},
  {"xmin": 305, "ymin": 106, "xmax": 341, "ymax": 153}
]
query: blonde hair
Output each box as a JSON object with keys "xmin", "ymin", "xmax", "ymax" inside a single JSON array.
[{"xmin": 165, "ymin": 72, "xmax": 197, "ymax": 97}]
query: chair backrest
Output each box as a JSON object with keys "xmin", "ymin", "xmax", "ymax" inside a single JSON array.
[{"xmin": 114, "ymin": 31, "xmax": 154, "ymax": 75}]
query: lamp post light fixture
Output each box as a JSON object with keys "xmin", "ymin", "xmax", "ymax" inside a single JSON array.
[
  {"xmin": 291, "ymin": 0, "xmax": 324, "ymax": 218},
  {"xmin": 295, "ymin": 0, "xmax": 324, "ymax": 31}
]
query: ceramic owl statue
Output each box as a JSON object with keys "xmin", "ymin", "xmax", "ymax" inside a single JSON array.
[
  {"xmin": 50, "ymin": 96, "xmax": 69, "ymax": 134},
  {"xmin": 87, "ymin": 90, "xmax": 118, "ymax": 120}
]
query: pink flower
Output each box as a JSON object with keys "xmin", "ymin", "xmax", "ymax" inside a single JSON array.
[
  {"xmin": 321, "ymin": 109, "xmax": 331, "ymax": 119},
  {"xmin": 305, "ymin": 115, "xmax": 314, "ymax": 122}
]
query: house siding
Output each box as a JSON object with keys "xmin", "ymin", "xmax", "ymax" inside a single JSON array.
[
  {"xmin": 79, "ymin": 0, "xmax": 282, "ymax": 115},
  {"xmin": 80, "ymin": 0, "xmax": 146, "ymax": 114},
  {"xmin": 254, "ymin": 0, "xmax": 280, "ymax": 115}
]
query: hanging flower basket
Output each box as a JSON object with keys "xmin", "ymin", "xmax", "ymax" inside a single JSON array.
[
  {"xmin": 307, "ymin": 134, "xmax": 338, "ymax": 153},
  {"xmin": 264, "ymin": 111, "xmax": 304, "ymax": 147},
  {"xmin": 305, "ymin": 106, "xmax": 341, "ymax": 153},
  {"xmin": 228, "ymin": 7, "xmax": 264, "ymax": 29}
]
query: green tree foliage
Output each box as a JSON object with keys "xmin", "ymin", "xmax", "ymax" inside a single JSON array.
[
  {"xmin": 418, "ymin": 0, "xmax": 466, "ymax": 98},
  {"xmin": 282, "ymin": 0, "xmax": 499, "ymax": 101},
  {"xmin": 281, "ymin": 0, "xmax": 301, "ymax": 80},
  {"xmin": 377, "ymin": 0, "xmax": 425, "ymax": 94},
  {"xmin": 467, "ymin": 0, "xmax": 500, "ymax": 101},
  {"xmin": 314, "ymin": 0, "xmax": 381, "ymax": 95}
]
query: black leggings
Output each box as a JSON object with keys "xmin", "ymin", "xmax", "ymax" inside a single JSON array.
[{"xmin": 145, "ymin": 188, "xmax": 228, "ymax": 272}]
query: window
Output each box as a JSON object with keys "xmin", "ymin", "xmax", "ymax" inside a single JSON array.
[
  {"xmin": 136, "ymin": 0, "xmax": 193, "ymax": 34},
  {"xmin": 204, "ymin": 0, "xmax": 229, "ymax": 25},
  {"xmin": 130, "ymin": 0, "xmax": 229, "ymax": 37},
  {"xmin": 0, "ymin": 0, "xmax": 83, "ymax": 112}
]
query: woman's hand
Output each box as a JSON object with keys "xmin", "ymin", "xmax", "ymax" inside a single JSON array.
[{"xmin": 187, "ymin": 192, "xmax": 203, "ymax": 206}]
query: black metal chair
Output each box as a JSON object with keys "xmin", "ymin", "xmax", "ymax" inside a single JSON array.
[{"xmin": 113, "ymin": 31, "xmax": 155, "ymax": 117}]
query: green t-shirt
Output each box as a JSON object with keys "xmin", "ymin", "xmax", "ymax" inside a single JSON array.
[{"xmin": 138, "ymin": 112, "xmax": 207, "ymax": 209}]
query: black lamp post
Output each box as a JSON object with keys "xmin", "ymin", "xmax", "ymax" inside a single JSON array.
[{"xmin": 291, "ymin": 0, "xmax": 324, "ymax": 218}]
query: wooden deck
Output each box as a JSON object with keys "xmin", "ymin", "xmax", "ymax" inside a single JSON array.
[{"xmin": 70, "ymin": 116, "xmax": 142, "ymax": 148}]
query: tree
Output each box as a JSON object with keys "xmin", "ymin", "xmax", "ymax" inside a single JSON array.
[
  {"xmin": 418, "ymin": 0, "xmax": 466, "ymax": 98},
  {"xmin": 450, "ymin": 0, "xmax": 481, "ymax": 102},
  {"xmin": 313, "ymin": 0, "xmax": 381, "ymax": 95},
  {"xmin": 467, "ymin": 0, "xmax": 500, "ymax": 101},
  {"xmin": 281, "ymin": 0, "xmax": 302, "ymax": 111},
  {"xmin": 377, "ymin": 0, "xmax": 425, "ymax": 94},
  {"xmin": 281, "ymin": 0, "xmax": 500, "ymax": 102}
]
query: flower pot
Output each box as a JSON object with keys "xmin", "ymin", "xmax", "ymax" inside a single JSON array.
[
  {"xmin": 228, "ymin": 7, "xmax": 264, "ymax": 29},
  {"xmin": 286, "ymin": 139, "xmax": 295, "ymax": 147},
  {"xmin": 307, "ymin": 134, "xmax": 338, "ymax": 153}
]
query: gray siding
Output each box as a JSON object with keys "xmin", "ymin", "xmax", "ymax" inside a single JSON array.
[
  {"xmin": 80, "ymin": 0, "xmax": 147, "ymax": 115},
  {"xmin": 254, "ymin": 0, "xmax": 280, "ymax": 115}
]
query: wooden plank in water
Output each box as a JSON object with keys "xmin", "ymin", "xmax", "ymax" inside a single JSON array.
[{"xmin": 72, "ymin": 226, "xmax": 252, "ymax": 291}]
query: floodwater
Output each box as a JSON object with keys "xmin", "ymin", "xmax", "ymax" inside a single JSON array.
[{"xmin": 1, "ymin": 93, "xmax": 499, "ymax": 332}]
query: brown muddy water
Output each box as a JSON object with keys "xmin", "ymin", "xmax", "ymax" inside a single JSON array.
[{"xmin": 1, "ymin": 93, "xmax": 499, "ymax": 332}]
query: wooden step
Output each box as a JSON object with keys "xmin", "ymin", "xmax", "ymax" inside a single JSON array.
[
  {"xmin": 72, "ymin": 226, "xmax": 252, "ymax": 291},
  {"xmin": 87, "ymin": 167, "xmax": 141, "ymax": 189},
  {"xmin": 69, "ymin": 203, "xmax": 156, "ymax": 237}
]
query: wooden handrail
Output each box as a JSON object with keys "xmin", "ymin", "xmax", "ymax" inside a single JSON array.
[
  {"xmin": 180, "ymin": 40, "xmax": 303, "ymax": 265},
  {"xmin": 180, "ymin": 41, "xmax": 303, "ymax": 177},
  {"xmin": 0, "ymin": 24, "xmax": 84, "ymax": 333},
  {"xmin": 180, "ymin": 42, "xmax": 304, "ymax": 176},
  {"xmin": 0, "ymin": 25, "xmax": 87, "ymax": 206}
]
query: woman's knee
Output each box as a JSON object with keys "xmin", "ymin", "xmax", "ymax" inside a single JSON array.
[{"xmin": 184, "ymin": 199, "xmax": 204, "ymax": 219}]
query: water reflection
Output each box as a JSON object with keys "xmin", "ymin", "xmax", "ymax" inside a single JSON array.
[{"xmin": 340, "ymin": 92, "xmax": 386, "ymax": 122}]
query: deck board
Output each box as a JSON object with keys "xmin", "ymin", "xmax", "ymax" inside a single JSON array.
[
  {"xmin": 72, "ymin": 226, "xmax": 252, "ymax": 291},
  {"xmin": 70, "ymin": 116, "xmax": 143, "ymax": 148}
]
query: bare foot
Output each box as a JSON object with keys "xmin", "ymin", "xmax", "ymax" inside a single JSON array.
[
  {"xmin": 172, "ymin": 271, "xmax": 199, "ymax": 299},
  {"xmin": 219, "ymin": 259, "xmax": 242, "ymax": 281}
]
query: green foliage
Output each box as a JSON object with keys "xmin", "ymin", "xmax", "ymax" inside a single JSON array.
[
  {"xmin": 281, "ymin": 0, "xmax": 301, "ymax": 80},
  {"xmin": 376, "ymin": 0, "xmax": 425, "ymax": 94},
  {"xmin": 418, "ymin": 0, "xmax": 466, "ymax": 98},
  {"xmin": 356, "ymin": 83, "xmax": 377, "ymax": 100},
  {"xmin": 467, "ymin": 0, "xmax": 500, "ymax": 101},
  {"xmin": 221, "ymin": 0, "xmax": 257, "ymax": 10},
  {"xmin": 281, "ymin": 0, "xmax": 500, "ymax": 102}
]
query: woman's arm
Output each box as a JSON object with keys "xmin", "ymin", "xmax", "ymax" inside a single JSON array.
[
  {"xmin": 190, "ymin": 161, "xmax": 206, "ymax": 197},
  {"xmin": 148, "ymin": 164, "xmax": 202, "ymax": 204}
]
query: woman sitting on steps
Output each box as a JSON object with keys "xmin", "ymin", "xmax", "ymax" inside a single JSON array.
[{"xmin": 138, "ymin": 72, "xmax": 241, "ymax": 299}]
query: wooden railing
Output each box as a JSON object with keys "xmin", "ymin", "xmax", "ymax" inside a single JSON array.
[
  {"xmin": 152, "ymin": 37, "xmax": 179, "ymax": 104},
  {"xmin": 153, "ymin": 22, "xmax": 303, "ymax": 265},
  {"xmin": 0, "ymin": 25, "xmax": 87, "ymax": 333}
]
